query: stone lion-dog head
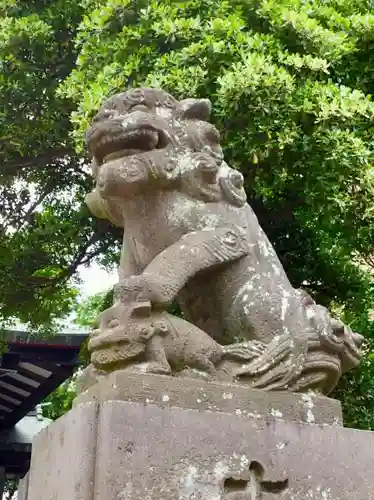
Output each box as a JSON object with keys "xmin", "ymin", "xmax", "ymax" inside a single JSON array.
[{"xmin": 85, "ymin": 87, "xmax": 246, "ymax": 225}]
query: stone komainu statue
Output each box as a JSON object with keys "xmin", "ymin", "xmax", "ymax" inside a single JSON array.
[{"xmin": 82, "ymin": 87, "xmax": 363, "ymax": 395}]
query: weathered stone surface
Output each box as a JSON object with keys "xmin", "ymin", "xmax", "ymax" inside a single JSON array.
[
  {"xmin": 27, "ymin": 403, "xmax": 98, "ymax": 500},
  {"xmin": 74, "ymin": 372, "xmax": 343, "ymax": 426},
  {"xmin": 27, "ymin": 377, "xmax": 374, "ymax": 500},
  {"xmin": 82, "ymin": 87, "xmax": 363, "ymax": 395},
  {"xmin": 17, "ymin": 472, "xmax": 29, "ymax": 500},
  {"xmin": 94, "ymin": 400, "xmax": 374, "ymax": 500}
]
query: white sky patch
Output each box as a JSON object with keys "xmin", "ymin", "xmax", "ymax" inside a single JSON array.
[
  {"xmin": 57, "ymin": 263, "xmax": 117, "ymax": 331},
  {"xmin": 78, "ymin": 262, "xmax": 117, "ymax": 298}
]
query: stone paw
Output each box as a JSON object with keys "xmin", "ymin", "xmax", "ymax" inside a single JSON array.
[
  {"xmin": 131, "ymin": 362, "xmax": 171, "ymax": 375},
  {"xmin": 114, "ymin": 273, "xmax": 166, "ymax": 306}
]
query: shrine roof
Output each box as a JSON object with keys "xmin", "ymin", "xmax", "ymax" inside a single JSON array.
[{"xmin": 0, "ymin": 328, "xmax": 87, "ymax": 431}]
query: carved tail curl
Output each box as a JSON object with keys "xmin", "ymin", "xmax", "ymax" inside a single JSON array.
[
  {"xmin": 222, "ymin": 340, "xmax": 267, "ymax": 361},
  {"xmin": 233, "ymin": 334, "xmax": 300, "ymax": 391}
]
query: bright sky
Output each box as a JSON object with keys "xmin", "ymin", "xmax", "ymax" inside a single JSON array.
[
  {"xmin": 78, "ymin": 262, "xmax": 117, "ymax": 298},
  {"xmin": 59, "ymin": 263, "xmax": 117, "ymax": 331}
]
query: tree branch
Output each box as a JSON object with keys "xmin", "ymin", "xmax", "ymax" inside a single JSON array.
[
  {"xmin": 65, "ymin": 221, "xmax": 113, "ymax": 278},
  {"xmin": 15, "ymin": 187, "xmax": 54, "ymax": 233},
  {"xmin": 31, "ymin": 220, "xmax": 113, "ymax": 289},
  {"xmin": 1, "ymin": 148, "xmax": 77, "ymax": 174},
  {"xmin": 362, "ymin": 254, "xmax": 374, "ymax": 270}
]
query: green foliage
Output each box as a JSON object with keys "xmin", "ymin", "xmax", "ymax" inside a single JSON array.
[
  {"xmin": 43, "ymin": 377, "xmax": 77, "ymax": 420},
  {"xmin": 75, "ymin": 288, "xmax": 114, "ymax": 327},
  {"xmin": 61, "ymin": 0, "xmax": 374, "ymax": 328},
  {"xmin": 74, "ymin": 289, "xmax": 115, "ymax": 364},
  {"xmin": 0, "ymin": 0, "xmax": 122, "ymax": 331},
  {"xmin": 4, "ymin": 478, "xmax": 18, "ymax": 500},
  {"xmin": 333, "ymin": 343, "xmax": 374, "ymax": 430},
  {"xmin": 2, "ymin": 0, "xmax": 374, "ymax": 428}
]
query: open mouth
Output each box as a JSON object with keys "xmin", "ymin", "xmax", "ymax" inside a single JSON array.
[{"xmin": 89, "ymin": 125, "xmax": 169, "ymax": 165}]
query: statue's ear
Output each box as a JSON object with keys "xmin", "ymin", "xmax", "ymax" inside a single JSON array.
[
  {"xmin": 179, "ymin": 98, "xmax": 212, "ymax": 121},
  {"xmin": 85, "ymin": 189, "xmax": 124, "ymax": 227},
  {"xmin": 91, "ymin": 158, "xmax": 100, "ymax": 179},
  {"xmin": 85, "ymin": 190, "xmax": 108, "ymax": 220}
]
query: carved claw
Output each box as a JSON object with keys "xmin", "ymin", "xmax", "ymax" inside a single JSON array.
[
  {"xmin": 152, "ymin": 320, "xmax": 169, "ymax": 335},
  {"xmin": 138, "ymin": 326, "xmax": 155, "ymax": 342},
  {"xmin": 132, "ymin": 362, "xmax": 171, "ymax": 375},
  {"xmin": 114, "ymin": 273, "xmax": 167, "ymax": 306}
]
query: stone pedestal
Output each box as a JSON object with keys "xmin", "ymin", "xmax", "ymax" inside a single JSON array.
[
  {"xmin": 17, "ymin": 472, "xmax": 29, "ymax": 500},
  {"xmin": 27, "ymin": 373, "xmax": 374, "ymax": 499}
]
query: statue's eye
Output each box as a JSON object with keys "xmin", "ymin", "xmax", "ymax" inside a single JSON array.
[
  {"xmin": 107, "ymin": 318, "xmax": 120, "ymax": 329},
  {"xmin": 129, "ymin": 104, "xmax": 149, "ymax": 113},
  {"xmin": 93, "ymin": 109, "xmax": 114, "ymax": 122},
  {"xmin": 205, "ymin": 127, "xmax": 220, "ymax": 144}
]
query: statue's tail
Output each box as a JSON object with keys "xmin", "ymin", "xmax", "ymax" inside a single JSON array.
[
  {"xmin": 222, "ymin": 340, "xmax": 267, "ymax": 361},
  {"xmin": 234, "ymin": 334, "xmax": 307, "ymax": 391}
]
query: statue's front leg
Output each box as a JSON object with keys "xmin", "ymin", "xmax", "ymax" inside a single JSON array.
[{"xmin": 114, "ymin": 226, "xmax": 250, "ymax": 307}]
